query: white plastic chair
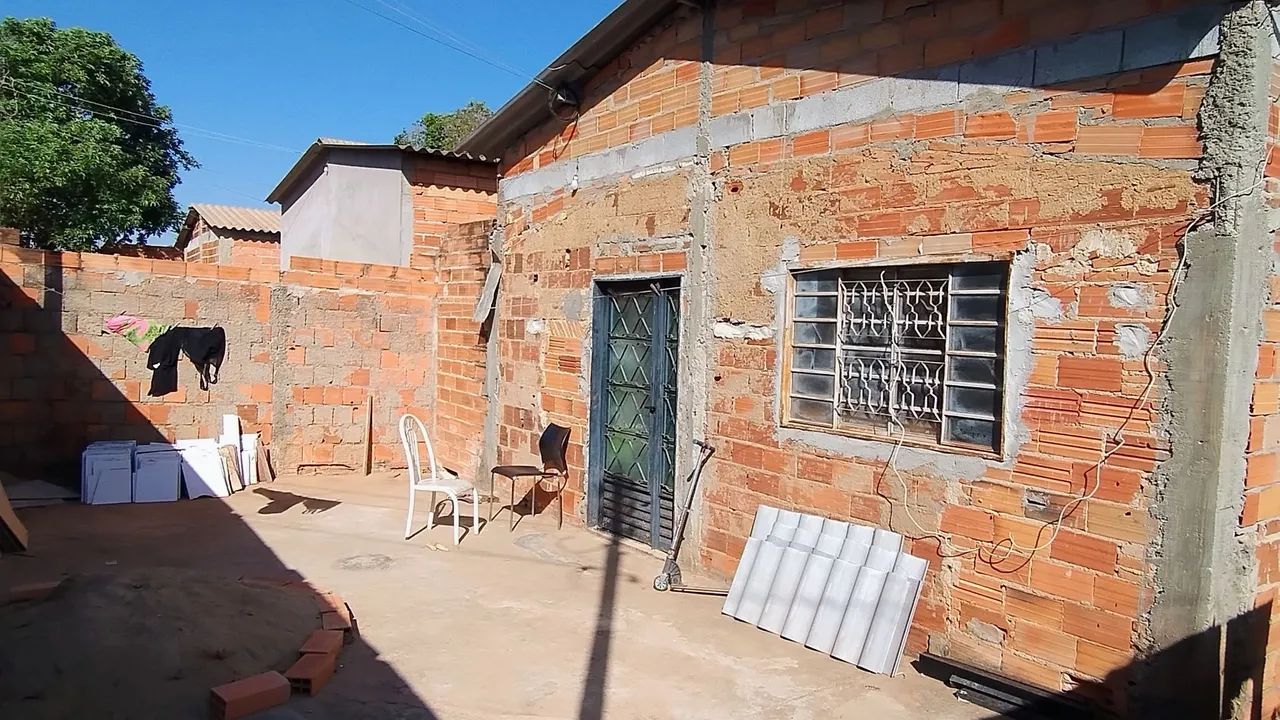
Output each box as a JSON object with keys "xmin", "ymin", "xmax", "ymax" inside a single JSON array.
[{"xmin": 399, "ymin": 413, "xmax": 481, "ymax": 545}]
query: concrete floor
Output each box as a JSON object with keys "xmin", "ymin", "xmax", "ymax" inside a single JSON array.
[{"xmin": 5, "ymin": 472, "xmax": 988, "ymax": 720}]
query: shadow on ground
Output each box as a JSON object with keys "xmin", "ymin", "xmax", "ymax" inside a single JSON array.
[{"xmin": 0, "ymin": 265, "xmax": 439, "ymax": 719}]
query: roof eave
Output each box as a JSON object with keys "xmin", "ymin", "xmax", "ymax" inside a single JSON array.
[
  {"xmin": 266, "ymin": 141, "xmax": 498, "ymax": 204},
  {"xmin": 456, "ymin": 0, "xmax": 680, "ymax": 159}
]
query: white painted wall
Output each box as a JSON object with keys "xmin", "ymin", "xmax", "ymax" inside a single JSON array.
[{"xmin": 279, "ymin": 149, "xmax": 413, "ymax": 269}]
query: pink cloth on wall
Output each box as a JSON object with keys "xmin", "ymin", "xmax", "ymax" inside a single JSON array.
[{"xmin": 104, "ymin": 314, "xmax": 171, "ymax": 351}]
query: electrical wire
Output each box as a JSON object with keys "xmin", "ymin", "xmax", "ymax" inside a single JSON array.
[
  {"xmin": 370, "ymin": 0, "xmax": 540, "ymax": 84},
  {"xmin": 879, "ymin": 172, "xmax": 1267, "ymax": 569},
  {"xmin": 1, "ymin": 78, "xmax": 302, "ymax": 154},
  {"xmin": 334, "ymin": 0, "xmax": 556, "ymax": 92}
]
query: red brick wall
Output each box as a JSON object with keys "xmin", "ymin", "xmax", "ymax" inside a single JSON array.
[
  {"xmin": 0, "ymin": 245, "xmax": 483, "ymax": 481},
  {"xmin": 228, "ymin": 236, "xmax": 280, "ymax": 270},
  {"xmin": 494, "ymin": 170, "xmax": 694, "ymax": 519},
  {"xmin": 490, "ymin": 0, "xmax": 1222, "ymax": 708},
  {"xmin": 408, "ymin": 158, "xmax": 497, "ymax": 270},
  {"xmin": 182, "ymin": 225, "xmax": 280, "ymax": 270},
  {"xmin": 431, "ymin": 220, "xmax": 493, "ymax": 480},
  {"xmin": 1243, "ymin": 62, "xmax": 1280, "ymax": 719},
  {"xmin": 500, "ymin": 12, "xmax": 703, "ymax": 177}
]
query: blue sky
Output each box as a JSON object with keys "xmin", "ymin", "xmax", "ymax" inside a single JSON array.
[{"xmin": 3, "ymin": 0, "xmax": 619, "ymax": 238}]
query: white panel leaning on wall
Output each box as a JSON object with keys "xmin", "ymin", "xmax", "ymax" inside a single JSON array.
[{"xmin": 722, "ymin": 505, "xmax": 928, "ymax": 676}]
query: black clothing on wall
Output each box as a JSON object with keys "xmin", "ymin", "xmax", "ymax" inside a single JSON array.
[{"xmin": 147, "ymin": 327, "xmax": 226, "ymax": 397}]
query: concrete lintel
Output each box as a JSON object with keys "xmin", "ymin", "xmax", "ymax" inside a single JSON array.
[{"xmin": 708, "ymin": 112, "xmax": 751, "ymax": 149}]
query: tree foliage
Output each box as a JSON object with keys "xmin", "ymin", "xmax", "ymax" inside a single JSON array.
[
  {"xmin": 0, "ymin": 17, "xmax": 196, "ymax": 250},
  {"xmin": 394, "ymin": 100, "xmax": 492, "ymax": 150}
]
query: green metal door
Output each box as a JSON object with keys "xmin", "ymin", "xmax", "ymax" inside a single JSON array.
[{"xmin": 589, "ymin": 280, "xmax": 679, "ymax": 549}]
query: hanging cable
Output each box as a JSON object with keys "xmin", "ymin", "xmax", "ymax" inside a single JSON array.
[
  {"xmin": 1, "ymin": 78, "xmax": 302, "ymax": 154},
  {"xmin": 876, "ymin": 173, "xmax": 1265, "ymax": 570},
  {"xmin": 334, "ymin": 0, "xmax": 556, "ymax": 92}
]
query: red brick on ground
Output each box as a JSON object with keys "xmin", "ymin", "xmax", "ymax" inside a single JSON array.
[
  {"xmin": 210, "ymin": 671, "xmax": 290, "ymax": 720},
  {"xmin": 285, "ymin": 651, "xmax": 336, "ymax": 696},
  {"xmin": 298, "ymin": 629, "xmax": 344, "ymax": 657}
]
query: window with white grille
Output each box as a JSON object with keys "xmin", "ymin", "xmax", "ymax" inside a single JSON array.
[{"xmin": 784, "ymin": 262, "xmax": 1008, "ymax": 454}]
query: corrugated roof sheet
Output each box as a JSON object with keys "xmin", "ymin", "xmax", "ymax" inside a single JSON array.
[{"xmin": 190, "ymin": 204, "xmax": 281, "ymax": 234}]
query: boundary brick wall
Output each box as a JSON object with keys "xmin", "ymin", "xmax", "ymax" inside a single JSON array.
[
  {"xmin": 488, "ymin": 0, "xmax": 1231, "ymax": 712},
  {"xmin": 0, "ymin": 242, "xmax": 488, "ymax": 480}
]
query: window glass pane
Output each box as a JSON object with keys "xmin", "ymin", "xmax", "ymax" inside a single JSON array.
[
  {"xmin": 792, "ymin": 372, "xmax": 834, "ymax": 397},
  {"xmin": 790, "ymin": 398, "xmax": 834, "ymax": 425},
  {"xmin": 795, "ymin": 270, "xmax": 838, "ymax": 293},
  {"xmin": 946, "ymin": 417, "xmax": 998, "ymax": 449},
  {"xmin": 950, "ymin": 262, "xmax": 1004, "ymax": 290},
  {"xmin": 948, "ymin": 356, "xmax": 999, "ymax": 385},
  {"xmin": 795, "ymin": 295, "xmax": 838, "ymax": 318},
  {"xmin": 947, "ymin": 387, "xmax": 998, "ymax": 418},
  {"xmin": 951, "ymin": 295, "xmax": 1003, "ymax": 322},
  {"xmin": 793, "ymin": 347, "xmax": 835, "ymax": 370},
  {"xmin": 795, "ymin": 321, "xmax": 836, "ymax": 345},
  {"xmin": 949, "ymin": 325, "xmax": 999, "ymax": 353}
]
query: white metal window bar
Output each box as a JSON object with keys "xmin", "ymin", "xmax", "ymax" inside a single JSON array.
[{"xmin": 787, "ymin": 262, "xmax": 1007, "ymax": 453}]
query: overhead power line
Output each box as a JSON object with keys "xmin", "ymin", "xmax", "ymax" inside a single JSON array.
[
  {"xmin": 334, "ymin": 0, "xmax": 556, "ymax": 92},
  {"xmin": 1, "ymin": 77, "xmax": 303, "ymax": 154}
]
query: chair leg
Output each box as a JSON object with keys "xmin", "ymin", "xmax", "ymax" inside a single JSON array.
[
  {"xmin": 531, "ymin": 479, "xmax": 537, "ymax": 526},
  {"xmin": 405, "ymin": 488, "xmax": 415, "ymax": 539},
  {"xmin": 509, "ymin": 475, "xmax": 515, "ymax": 532},
  {"xmin": 558, "ymin": 482, "xmax": 564, "ymax": 530},
  {"xmin": 451, "ymin": 493, "xmax": 460, "ymax": 546},
  {"xmin": 472, "ymin": 491, "xmax": 480, "ymax": 535},
  {"xmin": 488, "ymin": 474, "xmax": 495, "ymax": 525},
  {"xmin": 428, "ymin": 491, "xmax": 437, "ymax": 531}
]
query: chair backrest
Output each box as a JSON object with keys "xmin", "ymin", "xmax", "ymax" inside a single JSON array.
[
  {"xmin": 539, "ymin": 424, "xmax": 572, "ymax": 474},
  {"xmin": 399, "ymin": 413, "xmax": 440, "ymax": 486}
]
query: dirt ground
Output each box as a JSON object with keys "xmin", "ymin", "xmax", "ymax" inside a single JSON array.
[
  {"xmin": 1, "ymin": 472, "xmax": 989, "ymax": 720},
  {"xmin": 0, "ymin": 570, "xmax": 319, "ymax": 719}
]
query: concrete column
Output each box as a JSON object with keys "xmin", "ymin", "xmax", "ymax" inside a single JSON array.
[
  {"xmin": 1143, "ymin": 2, "xmax": 1272, "ymax": 716},
  {"xmin": 675, "ymin": 0, "xmax": 716, "ymax": 567}
]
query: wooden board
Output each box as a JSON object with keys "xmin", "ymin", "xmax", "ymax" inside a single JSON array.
[
  {"xmin": 219, "ymin": 445, "xmax": 243, "ymax": 492},
  {"xmin": 0, "ymin": 479, "xmax": 30, "ymax": 553},
  {"xmin": 256, "ymin": 438, "xmax": 275, "ymax": 483}
]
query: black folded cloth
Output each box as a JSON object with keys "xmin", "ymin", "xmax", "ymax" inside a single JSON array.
[{"xmin": 147, "ymin": 326, "xmax": 226, "ymax": 397}]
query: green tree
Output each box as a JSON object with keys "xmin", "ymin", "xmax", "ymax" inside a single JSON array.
[
  {"xmin": 0, "ymin": 17, "xmax": 196, "ymax": 251},
  {"xmin": 394, "ymin": 100, "xmax": 493, "ymax": 150}
]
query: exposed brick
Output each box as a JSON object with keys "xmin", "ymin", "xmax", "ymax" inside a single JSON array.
[
  {"xmin": 1049, "ymin": 530, "xmax": 1118, "ymax": 573},
  {"xmin": 941, "ymin": 506, "xmax": 995, "ymax": 542},
  {"xmin": 3, "ymin": 579, "xmax": 63, "ymax": 604},
  {"xmin": 965, "ymin": 111, "xmax": 1016, "ymax": 140},
  {"xmin": 285, "ymin": 651, "xmax": 336, "ymax": 696},
  {"xmin": 298, "ymin": 629, "xmax": 345, "ymax": 657},
  {"xmin": 1006, "ymin": 587, "xmax": 1065, "ymax": 629},
  {"xmin": 1011, "ymin": 622, "xmax": 1077, "ymax": 668},
  {"xmin": 210, "ymin": 672, "xmax": 290, "ymax": 720},
  {"xmin": 1075, "ymin": 126, "xmax": 1143, "ymax": 156},
  {"xmin": 1113, "ymin": 84, "xmax": 1188, "ymax": 119},
  {"xmin": 1248, "ymin": 452, "xmax": 1279, "ymax": 489},
  {"xmin": 1063, "ymin": 603, "xmax": 1132, "ymax": 650}
]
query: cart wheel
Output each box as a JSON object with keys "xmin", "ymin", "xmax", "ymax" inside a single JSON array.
[{"xmin": 653, "ymin": 574, "xmax": 670, "ymax": 592}]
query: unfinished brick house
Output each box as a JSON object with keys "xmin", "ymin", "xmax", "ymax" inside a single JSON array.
[
  {"xmin": 175, "ymin": 203, "xmax": 281, "ymax": 270},
  {"xmin": 453, "ymin": 0, "xmax": 1280, "ymax": 715}
]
